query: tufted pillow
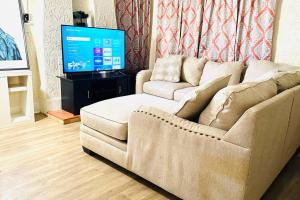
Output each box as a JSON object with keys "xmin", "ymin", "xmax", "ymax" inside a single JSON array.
[
  {"xmin": 199, "ymin": 79, "xmax": 277, "ymax": 131},
  {"xmin": 243, "ymin": 60, "xmax": 279, "ymax": 83},
  {"xmin": 181, "ymin": 57, "xmax": 208, "ymax": 86},
  {"xmin": 200, "ymin": 61, "xmax": 244, "ymax": 86},
  {"xmin": 172, "ymin": 75, "xmax": 231, "ymax": 120},
  {"xmin": 150, "ymin": 55, "xmax": 183, "ymax": 82}
]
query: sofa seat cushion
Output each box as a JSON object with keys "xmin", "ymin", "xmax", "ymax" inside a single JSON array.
[
  {"xmin": 80, "ymin": 124, "xmax": 127, "ymax": 151},
  {"xmin": 81, "ymin": 94, "xmax": 177, "ymax": 140},
  {"xmin": 174, "ymin": 87, "xmax": 197, "ymax": 101},
  {"xmin": 143, "ymin": 81, "xmax": 192, "ymax": 100}
]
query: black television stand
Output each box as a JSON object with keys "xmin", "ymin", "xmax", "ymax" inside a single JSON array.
[
  {"xmin": 58, "ymin": 72, "xmax": 132, "ymax": 115},
  {"xmin": 65, "ymin": 70, "xmax": 126, "ymax": 79}
]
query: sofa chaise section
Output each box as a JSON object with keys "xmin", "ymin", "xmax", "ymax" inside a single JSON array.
[
  {"xmin": 127, "ymin": 87, "xmax": 299, "ymax": 200},
  {"xmin": 80, "ymin": 94, "xmax": 178, "ymax": 168}
]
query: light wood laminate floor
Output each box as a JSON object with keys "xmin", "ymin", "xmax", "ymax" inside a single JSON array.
[{"xmin": 0, "ymin": 116, "xmax": 299, "ymax": 200}]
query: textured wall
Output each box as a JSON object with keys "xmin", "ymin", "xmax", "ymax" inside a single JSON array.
[
  {"xmin": 93, "ymin": 0, "xmax": 117, "ymax": 28},
  {"xmin": 272, "ymin": 0, "xmax": 300, "ymax": 66},
  {"xmin": 40, "ymin": 0, "xmax": 73, "ymax": 112},
  {"xmin": 72, "ymin": 0, "xmax": 90, "ymax": 12}
]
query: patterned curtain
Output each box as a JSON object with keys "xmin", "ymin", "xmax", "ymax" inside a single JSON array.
[
  {"xmin": 180, "ymin": 0, "xmax": 205, "ymax": 57},
  {"xmin": 155, "ymin": 0, "xmax": 277, "ymax": 64},
  {"xmin": 156, "ymin": 0, "xmax": 182, "ymax": 57},
  {"xmin": 156, "ymin": 0, "xmax": 204, "ymax": 58},
  {"xmin": 115, "ymin": 0, "xmax": 151, "ymax": 72},
  {"xmin": 235, "ymin": 0, "xmax": 277, "ymax": 64},
  {"xmin": 199, "ymin": 0, "xmax": 239, "ymax": 62}
]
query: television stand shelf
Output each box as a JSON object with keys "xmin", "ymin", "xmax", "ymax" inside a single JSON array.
[{"xmin": 58, "ymin": 72, "xmax": 133, "ymax": 115}]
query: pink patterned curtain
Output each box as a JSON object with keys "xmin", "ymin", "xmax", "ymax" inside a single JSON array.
[
  {"xmin": 156, "ymin": 0, "xmax": 204, "ymax": 58},
  {"xmin": 115, "ymin": 0, "xmax": 151, "ymax": 71},
  {"xmin": 155, "ymin": 0, "xmax": 277, "ymax": 64},
  {"xmin": 156, "ymin": 0, "xmax": 182, "ymax": 57},
  {"xmin": 199, "ymin": 0, "xmax": 239, "ymax": 62},
  {"xmin": 235, "ymin": 0, "xmax": 277, "ymax": 64}
]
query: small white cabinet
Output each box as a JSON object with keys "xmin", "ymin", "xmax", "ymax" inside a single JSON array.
[{"xmin": 0, "ymin": 70, "xmax": 34, "ymax": 128}]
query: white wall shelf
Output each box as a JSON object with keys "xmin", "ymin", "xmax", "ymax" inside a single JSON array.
[
  {"xmin": 0, "ymin": 70, "xmax": 34, "ymax": 128},
  {"xmin": 9, "ymin": 86, "xmax": 28, "ymax": 92}
]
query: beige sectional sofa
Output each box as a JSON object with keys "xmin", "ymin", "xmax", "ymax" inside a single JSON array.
[{"xmin": 80, "ymin": 58, "xmax": 300, "ymax": 200}]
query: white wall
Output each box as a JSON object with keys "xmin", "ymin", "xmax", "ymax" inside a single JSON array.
[
  {"xmin": 272, "ymin": 0, "xmax": 300, "ymax": 66},
  {"xmin": 22, "ymin": 0, "xmax": 43, "ymax": 113},
  {"xmin": 93, "ymin": 0, "xmax": 117, "ymax": 28},
  {"xmin": 72, "ymin": 0, "xmax": 90, "ymax": 12},
  {"xmin": 23, "ymin": 0, "xmax": 73, "ymax": 113}
]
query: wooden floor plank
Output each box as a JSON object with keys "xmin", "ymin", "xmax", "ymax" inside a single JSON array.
[{"xmin": 0, "ymin": 116, "xmax": 299, "ymax": 200}]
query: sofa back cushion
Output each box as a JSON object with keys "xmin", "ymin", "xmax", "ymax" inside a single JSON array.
[
  {"xmin": 278, "ymin": 64, "xmax": 300, "ymax": 72},
  {"xmin": 151, "ymin": 55, "xmax": 183, "ymax": 82},
  {"xmin": 256, "ymin": 71, "xmax": 300, "ymax": 93},
  {"xmin": 200, "ymin": 61, "xmax": 244, "ymax": 86},
  {"xmin": 243, "ymin": 60, "xmax": 278, "ymax": 83},
  {"xmin": 272, "ymin": 71, "xmax": 300, "ymax": 92},
  {"xmin": 199, "ymin": 79, "xmax": 278, "ymax": 131},
  {"xmin": 181, "ymin": 57, "xmax": 208, "ymax": 86},
  {"xmin": 172, "ymin": 75, "xmax": 231, "ymax": 120}
]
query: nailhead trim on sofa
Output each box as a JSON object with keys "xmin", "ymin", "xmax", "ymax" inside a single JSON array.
[{"xmin": 134, "ymin": 110, "xmax": 222, "ymax": 141}]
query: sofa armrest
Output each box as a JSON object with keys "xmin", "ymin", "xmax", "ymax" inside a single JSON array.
[
  {"xmin": 127, "ymin": 106, "xmax": 250, "ymax": 200},
  {"xmin": 136, "ymin": 70, "xmax": 152, "ymax": 94}
]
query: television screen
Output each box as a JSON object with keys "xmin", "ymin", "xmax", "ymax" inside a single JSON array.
[{"xmin": 61, "ymin": 25, "xmax": 125, "ymax": 73}]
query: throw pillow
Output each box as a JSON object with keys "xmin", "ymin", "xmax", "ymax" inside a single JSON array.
[
  {"xmin": 150, "ymin": 55, "xmax": 183, "ymax": 82},
  {"xmin": 199, "ymin": 79, "xmax": 277, "ymax": 131},
  {"xmin": 172, "ymin": 75, "xmax": 231, "ymax": 120},
  {"xmin": 199, "ymin": 61, "xmax": 244, "ymax": 86},
  {"xmin": 243, "ymin": 60, "xmax": 279, "ymax": 83},
  {"xmin": 181, "ymin": 57, "xmax": 208, "ymax": 86}
]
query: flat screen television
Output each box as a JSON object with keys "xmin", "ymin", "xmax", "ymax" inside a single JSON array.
[{"xmin": 61, "ymin": 25, "xmax": 125, "ymax": 74}]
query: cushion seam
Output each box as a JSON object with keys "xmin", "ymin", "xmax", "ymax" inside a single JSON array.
[{"xmin": 82, "ymin": 109, "xmax": 128, "ymax": 125}]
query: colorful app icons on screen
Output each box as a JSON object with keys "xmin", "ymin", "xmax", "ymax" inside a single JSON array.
[
  {"xmin": 103, "ymin": 39, "xmax": 112, "ymax": 47},
  {"xmin": 103, "ymin": 57, "xmax": 112, "ymax": 65},
  {"xmin": 113, "ymin": 57, "xmax": 121, "ymax": 65},
  {"xmin": 93, "ymin": 48, "xmax": 103, "ymax": 56},
  {"xmin": 94, "ymin": 57, "xmax": 103, "ymax": 66},
  {"xmin": 103, "ymin": 48, "xmax": 112, "ymax": 57}
]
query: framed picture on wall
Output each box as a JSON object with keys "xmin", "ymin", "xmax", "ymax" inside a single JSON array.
[{"xmin": 0, "ymin": 0, "xmax": 29, "ymax": 70}]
